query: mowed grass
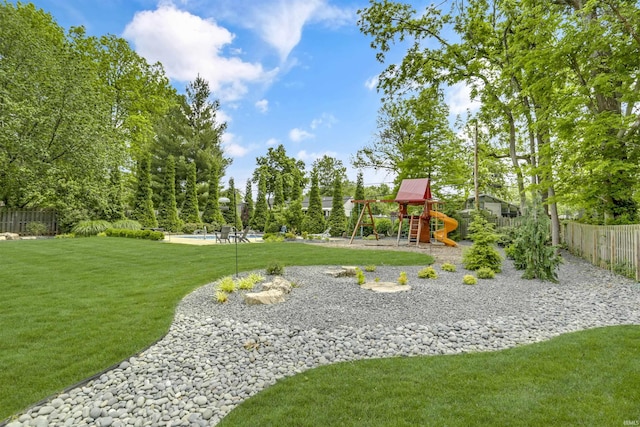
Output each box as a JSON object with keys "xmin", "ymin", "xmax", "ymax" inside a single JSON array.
[
  {"xmin": 220, "ymin": 325, "xmax": 640, "ymax": 427},
  {"xmin": 0, "ymin": 238, "xmax": 431, "ymax": 420}
]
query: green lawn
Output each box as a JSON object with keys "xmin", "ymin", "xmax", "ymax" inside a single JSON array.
[
  {"xmin": 0, "ymin": 238, "xmax": 431, "ymax": 420},
  {"xmin": 220, "ymin": 325, "xmax": 640, "ymax": 427}
]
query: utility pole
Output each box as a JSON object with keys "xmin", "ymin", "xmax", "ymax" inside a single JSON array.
[{"xmin": 474, "ymin": 120, "xmax": 479, "ymax": 210}]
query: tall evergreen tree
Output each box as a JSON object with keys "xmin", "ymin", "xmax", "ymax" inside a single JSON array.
[
  {"xmin": 201, "ymin": 162, "xmax": 225, "ymax": 226},
  {"xmin": 285, "ymin": 171, "xmax": 304, "ymax": 233},
  {"xmin": 104, "ymin": 167, "xmax": 125, "ymax": 222},
  {"xmin": 132, "ymin": 154, "xmax": 158, "ymax": 228},
  {"xmin": 328, "ymin": 172, "xmax": 348, "ymax": 237},
  {"xmin": 302, "ymin": 171, "xmax": 326, "ymax": 234},
  {"xmin": 349, "ymin": 171, "xmax": 366, "ymax": 233},
  {"xmin": 181, "ymin": 162, "xmax": 200, "ymax": 223},
  {"xmin": 241, "ymin": 179, "xmax": 254, "ymax": 228},
  {"xmin": 250, "ymin": 170, "xmax": 269, "ymax": 231},
  {"xmin": 157, "ymin": 155, "xmax": 181, "ymax": 231},
  {"xmin": 222, "ymin": 177, "xmax": 242, "ymax": 229}
]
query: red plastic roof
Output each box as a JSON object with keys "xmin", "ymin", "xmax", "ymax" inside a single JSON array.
[{"xmin": 394, "ymin": 178, "xmax": 432, "ymax": 203}]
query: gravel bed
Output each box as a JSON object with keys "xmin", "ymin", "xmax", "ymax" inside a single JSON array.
[{"xmin": 8, "ymin": 253, "xmax": 640, "ymax": 427}]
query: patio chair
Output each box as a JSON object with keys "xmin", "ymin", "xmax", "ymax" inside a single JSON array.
[
  {"xmin": 233, "ymin": 226, "xmax": 251, "ymax": 243},
  {"xmin": 310, "ymin": 227, "xmax": 331, "ymax": 239},
  {"xmin": 215, "ymin": 226, "xmax": 232, "ymax": 244}
]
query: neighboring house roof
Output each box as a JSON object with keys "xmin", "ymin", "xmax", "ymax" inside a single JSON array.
[
  {"xmin": 465, "ymin": 194, "xmax": 519, "ymax": 208},
  {"xmin": 302, "ymin": 196, "xmax": 352, "ymax": 210}
]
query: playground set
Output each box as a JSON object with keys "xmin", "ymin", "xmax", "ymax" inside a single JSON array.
[{"xmin": 349, "ymin": 178, "xmax": 458, "ymax": 247}]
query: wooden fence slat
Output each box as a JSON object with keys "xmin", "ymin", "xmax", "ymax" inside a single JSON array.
[
  {"xmin": 561, "ymin": 222, "xmax": 640, "ymax": 281},
  {"xmin": 0, "ymin": 209, "xmax": 58, "ymax": 235}
]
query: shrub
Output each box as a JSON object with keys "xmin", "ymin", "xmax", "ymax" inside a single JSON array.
[
  {"xmin": 497, "ymin": 226, "xmax": 518, "ymax": 247},
  {"xmin": 263, "ymin": 233, "xmax": 285, "ymax": 243},
  {"xmin": 111, "ymin": 219, "xmax": 142, "ymax": 230},
  {"xmin": 104, "ymin": 229, "xmax": 164, "ymax": 240},
  {"xmin": 215, "ymin": 290, "xmax": 228, "ymax": 303},
  {"xmin": 364, "ymin": 265, "xmax": 376, "ymax": 272},
  {"xmin": 218, "ymin": 276, "xmax": 237, "ymax": 293},
  {"xmin": 26, "ymin": 221, "xmax": 48, "ymax": 236},
  {"xmin": 510, "ymin": 198, "xmax": 562, "ymax": 283},
  {"xmin": 462, "ymin": 212, "xmax": 502, "ymax": 273},
  {"xmin": 266, "ymin": 260, "xmax": 285, "ymax": 275},
  {"xmin": 355, "ymin": 267, "xmax": 366, "ymax": 285},
  {"xmin": 182, "ymin": 223, "xmax": 205, "ymax": 234},
  {"xmin": 398, "ymin": 271, "xmax": 408, "ymax": 285},
  {"xmin": 463, "ymin": 275, "xmax": 478, "ymax": 285},
  {"xmin": 504, "ymin": 244, "xmax": 517, "ymax": 260},
  {"xmin": 374, "ymin": 218, "xmax": 392, "ymax": 236},
  {"xmin": 441, "ymin": 263, "xmax": 457, "ymax": 272},
  {"xmin": 418, "ymin": 266, "xmax": 438, "ymax": 279},
  {"xmin": 374, "ymin": 277, "xmax": 380, "ymax": 282},
  {"xmin": 238, "ymin": 273, "xmax": 265, "ymax": 290},
  {"xmin": 72, "ymin": 220, "xmax": 112, "ymax": 237},
  {"xmin": 284, "ymin": 231, "xmax": 297, "ymax": 240},
  {"xmin": 477, "ymin": 267, "xmax": 495, "ymax": 279},
  {"xmin": 55, "ymin": 233, "xmax": 75, "ymax": 239}
]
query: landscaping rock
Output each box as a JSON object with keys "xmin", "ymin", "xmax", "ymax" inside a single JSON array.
[
  {"xmin": 262, "ymin": 276, "xmax": 292, "ymax": 294},
  {"xmin": 361, "ymin": 281, "xmax": 412, "ymax": 293},
  {"xmin": 324, "ymin": 266, "xmax": 359, "ymax": 277},
  {"xmin": 1, "ymin": 232, "xmax": 19, "ymax": 240},
  {"xmin": 244, "ymin": 289, "xmax": 285, "ymax": 305}
]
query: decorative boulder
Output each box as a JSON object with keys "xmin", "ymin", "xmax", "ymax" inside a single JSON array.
[
  {"xmin": 1, "ymin": 233, "xmax": 19, "ymax": 240},
  {"xmin": 361, "ymin": 282, "xmax": 411, "ymax": 293},
  {"xmin": 324, "ymin": 266, "xmax": 359, "ymax": 278},
  {"xmin": 262, "ymin": 276, "xmax": 292, "ymax": 294},
  {"xmin": 244, "ymin": 289, "xmax": 285, "ymax": 305}
]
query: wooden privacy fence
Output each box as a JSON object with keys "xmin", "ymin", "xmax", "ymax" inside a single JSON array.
[
  {"xmin": 0, "ymin": 209, "xmax": 58, "ymax": 235},
  {"xmin": 562, "ymin": 222, "xmax": 640, "ymax": 281}
]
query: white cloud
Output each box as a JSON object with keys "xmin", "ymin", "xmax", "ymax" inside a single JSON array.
[
  {"xmin": 233, "ymin": 0, "xmax": 354, "ymax": 62},
  {"xmin": 123, "ymin": 2, "xmax": 276, "ymax": 101},
  {"xmin": 364, "ymin": 75, "xmax": 379, "ymax": 91},
  {"xmin": 255, "ymin": 99, "xmax": 269, "ymax": 113},
  {"xmin": 222, "ymin": 133, "xmax": 249, "ymax": 157},
  {"xmin": 266, "ymin": 138, "xmax": 279, "ymax": 146},
  {"xmin": 216, "ymin": 109, "xmax": 232, "ymax": 125},
  {"xmin": 310, "ymin": 113, "xmax": 337, "ymax": 130},
  {"xmin": 296, "ymin": 149, "xmax": 338, "ymax": 162},
  {"xmin": 446, "ymin": 82, "xmax": 482, "ymax": 115},
  {"xmin": 289, "ymin": 128, "xmax": 315, "ymax": 142}
]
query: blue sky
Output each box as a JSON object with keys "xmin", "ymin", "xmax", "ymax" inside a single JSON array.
[{"xmin": 20, "ymin": 0, "xmax": 477, "ymax": 188}]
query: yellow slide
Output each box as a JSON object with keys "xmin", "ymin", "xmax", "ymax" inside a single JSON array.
[{"xmin": 430, "ymin": 210, "xmax": 458, "ymax": 247}]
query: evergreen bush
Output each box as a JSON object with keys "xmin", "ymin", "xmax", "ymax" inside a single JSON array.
[
  {"xmin": 181, "ymin": 162, "xmax": 200, "ymax": 223},
  {"xmin": 301, "ymin": 171, "xmax": 326, "ymax": 234},
  {"xmin": 327, "ymin": 173, "xmax": 347, "ymax": 237},
  {"xmin": 418, "ymin": 266, "xmax": 438, "ymax": 279},
  {"xmin": 463, "ymin": 274, "xmax": 478, "ymax": 285},
  {"xmin": 266, "ymin": 260, "xmax": 285, "ymax": 275},
  {"xmin": 157, "ymin": 155, "xmax": 182, "ymax": 232},
  {"xmin": 132, "ymin": 154, "xmax": 158, "ymax": 228},
  {"xmin": 462, "ymin": 212, "xmax": 502, "ymax": 273},
  {"xmin": 250, "ymin": 170, "xmax": 268, "ymax": 231},
  {"xmin": 511, "ymin": 198, "xmax": 562, "ymax": 282},
  {"xmin": 477, "ymin": 267, "xmax": 496, "ymax": 279}
]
